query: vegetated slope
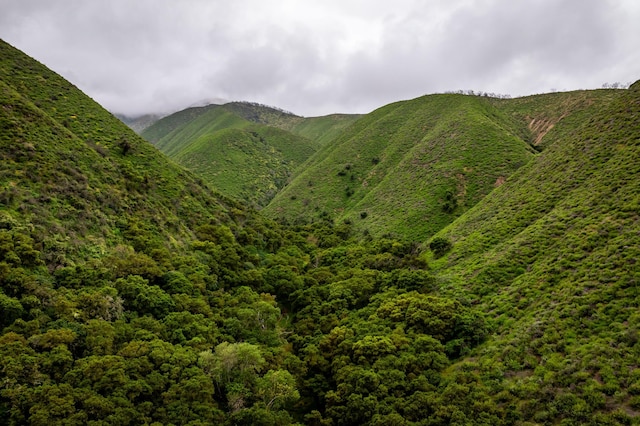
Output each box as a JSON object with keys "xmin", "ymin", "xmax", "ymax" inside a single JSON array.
[
  {"xmin": 221, "ymin": 101, "xmax": 362, "ymax": 149},
  {"xmin": 0, "ymin": 41, "xmax": 244, "ymax": 262},
  {"xmin": 172, "ymin": 124, "xmax": 316, "ymax": 207},
  {"xmin": 265, "ymin": 94, "xmax": 538, "ymax": 240},
  {"xmin": 429, "ymin": 81, "xmax": 640, "ymax": 424},
  {"xmin": 488, "ymin": 89, "xmax": 622, "ymax": 150},
  {"xmin": 0, "ymin": 40, "xmax": 493, "ymax": 425},
  {"xmin": 141, "ymin": 104, "xmax": 322, "ymax": 207},
  {"xmin": 142, "ymin": 105, "xmax": 248, "ymax": 156}
]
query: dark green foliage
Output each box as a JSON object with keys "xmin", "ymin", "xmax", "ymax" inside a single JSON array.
[
  {"xmin": 429, "ymin": 236, "xmax": 452, "ymax": 258},
  {"xmin": 442, "ymin": 189, "xmax": 458, "ymax": 213}
]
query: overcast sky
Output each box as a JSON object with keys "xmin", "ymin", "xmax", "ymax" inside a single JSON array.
[{"xmin": 1, "ymin": 0, "xmax": 639, "ymax": 117}]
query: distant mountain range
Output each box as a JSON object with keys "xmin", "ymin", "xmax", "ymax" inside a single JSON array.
[{"xmin": 139, "ymin": 102, "xmax": 360, "ymax": 208}]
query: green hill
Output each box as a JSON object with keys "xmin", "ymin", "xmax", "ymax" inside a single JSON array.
[
  {"xmin": 264, "ymin": 94, "xmax": 533, "ymax": 239},
  {"xmin": 0, "ymin": 42, "xmax": 245, "ymax": 262},
  {"xmin": 427, "ymin": 81, "xmax": 640, "ymax": 424},
  {"xmin": 265, "ymin": 89, "xmax": 619, "ymax": 241},
  {"xmin": 171, "ymin": 124, "xmax": 316, "ymax": 207},
  {"xmin": 141, "ymin": 103, "xmax": 348, "ymax": 207},
  {"xmin": 219, "ymin": 101, "xmax": 362, "ymax": 149}
]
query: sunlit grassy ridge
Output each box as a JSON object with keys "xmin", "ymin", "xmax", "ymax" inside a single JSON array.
[{"xmin": 265, "ymin": 94, "xmax": 539, "ymax": 240}]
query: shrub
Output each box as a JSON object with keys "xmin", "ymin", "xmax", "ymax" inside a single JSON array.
[{"xmin": 429, "ymin": 237, "xmax": 452, "ymax": 258}]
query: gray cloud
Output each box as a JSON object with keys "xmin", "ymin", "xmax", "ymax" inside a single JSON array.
[{"xmin": 0, "ymin": 0, "xmax": 638, "ymax": 117}]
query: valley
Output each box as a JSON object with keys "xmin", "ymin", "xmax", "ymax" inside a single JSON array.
[{"xmin": 1, "ymin": 38, "xmax": 639, "ymax": 425}]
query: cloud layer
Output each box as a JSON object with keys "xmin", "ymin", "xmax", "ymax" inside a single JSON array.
[{"xmin": 1, "ymin": 0, "xmax": 638, "ymax": 116}]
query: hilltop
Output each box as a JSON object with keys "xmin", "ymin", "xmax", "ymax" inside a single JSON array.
[{"xmin": 141, "ymin": 102, "xmax": 360, "ymax": 207}]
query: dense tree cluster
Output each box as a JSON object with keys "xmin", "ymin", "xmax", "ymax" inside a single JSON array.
[{"xmin": 0, "ymin": 216, "xmax": 490, "ymax": 425}]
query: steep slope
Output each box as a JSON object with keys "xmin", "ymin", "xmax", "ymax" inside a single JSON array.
[
  {"xmin": 265, "ymin": 94, "xmax": 537, "ymax": 240},
  {"xmin": 429, "ymin": 81, "xmax": 640, "ymax": 424},
  {"xmin": 219, "ymin": 101, "xmax": 362, "ymax": 148},
  {"xmin": 142, "ymin": 105, "xmax": 318, "ymax": 207},
  {"xmin": 172, "ymin": 124, "xmax": 316, "ymax": 207},
  {"xmin": 0, "ymin": 41, "xmax": 243, "ymax": 263}
]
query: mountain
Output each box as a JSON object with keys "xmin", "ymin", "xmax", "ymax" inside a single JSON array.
[
  {"xmin": 264, "ymin": 89, "xmax": 618, "ymax": 241},
  {"xmin": 428, "ymin": 80, "xmax": 640, "ymax": 423},
  {"xmin": 264, "ymin": 93, "xmax": 531, "ymax": 239},
  {"xmin": 141, "ymin": 102, "xmax": 360, "ymax": 207},
  {"xmin": 2, "ymin": 37, "xmax": 640, "ymax": 425}
]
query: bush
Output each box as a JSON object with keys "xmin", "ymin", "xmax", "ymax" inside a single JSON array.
[{"xmin": 429, "ymin": 237, "xmax": 452, "ymax": 258}]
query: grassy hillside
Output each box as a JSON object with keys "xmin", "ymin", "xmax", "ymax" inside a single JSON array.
[
  {"xmin": 0, "ymin": 41, "xmax": 246, "ymax": 262},
  {"xmin": 265, "ymin": 89, "xmax": 620, "ymax": 242},
  {"xmin": 142, "ymin": 104, "xmax": 319, "ymax": 207},
  {"xmin": 221, "ymin": 101, "xmax": 362, "ymax": 149},
  {"xmin": 141, "ymin": 101, "xmax": 361, "ymax": 208},
  {"xmin": 264, "ymin": 93, "xmax": 537, "ymax": 240},
  {"xmin": 172, "ymin": 124, "xmax": 316, "ymax": 207},
  {"xmin": 428, "ymin": 81, "xmax": 640, "ymax": 424}
]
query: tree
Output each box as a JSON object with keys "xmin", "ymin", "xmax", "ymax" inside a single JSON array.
[
  {"xmin": 199, "ymin": 342, "xmax": 265, "ymax": 391},
  {"xmin": 256, "ymin": 369, "xmax": 300, "ymax": 410}
]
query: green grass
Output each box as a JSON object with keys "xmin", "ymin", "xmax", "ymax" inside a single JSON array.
[
  {"xmin": 0, "ymin": 39, "xmax": 242, "ymax": 263},
  {"xmin": 173, "ymin": 125, "xmax": 316, "ymax": 207},
  {"xmin": 428, "ymin": 80, "xmax": 640, "ymax": 424},
  {"xmin": 264, "ymin": 94, "xmax": 537, "ymax": 240},
  {"xmin": 142, "ymin": 102, "xmax": 361, "ymax": 208}
]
